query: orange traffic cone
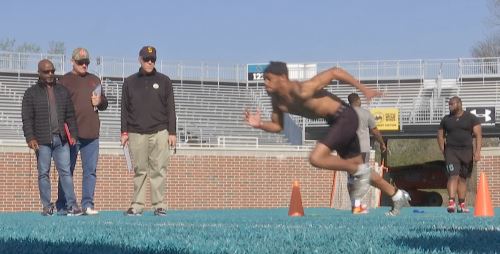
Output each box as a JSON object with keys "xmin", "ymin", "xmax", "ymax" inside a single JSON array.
[
  {"xmin": 474, "ymin": 172, "xmax": 495, "ymax": 217},
  {"xmin": 288, "ymin": 180, "xmax": 305, "ymax": 217}
]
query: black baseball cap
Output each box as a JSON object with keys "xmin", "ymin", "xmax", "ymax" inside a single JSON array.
[{"xmin": 139, "ymin": 46, "xmax": 156, "ymax": 59}]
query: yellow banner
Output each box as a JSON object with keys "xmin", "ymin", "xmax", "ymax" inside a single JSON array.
[{"xmin": 370, "ymin": 108, "xmax": 399, "ymax": 131}]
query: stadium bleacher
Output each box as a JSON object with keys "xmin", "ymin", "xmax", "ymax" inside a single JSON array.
[
  {"xmin": 0, "ymin": 75, "xmax": 290, "ymax": 145},
  {"xmin": 1, "ymin": 52, "xmax": 500, "ymax": 145}
]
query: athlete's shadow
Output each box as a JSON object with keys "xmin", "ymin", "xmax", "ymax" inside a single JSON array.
[
  {"xmin": 396, "ymin": 226, "xmax": 500, "ymax": 253},
  {"xmin": 0, "ymin": 238, "xmax": 188, "ymax": 254}
]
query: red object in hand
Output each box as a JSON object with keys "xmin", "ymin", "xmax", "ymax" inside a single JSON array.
[{"xmin": 64, "ymin": 123, "xmax": 75, "ymax": 145}]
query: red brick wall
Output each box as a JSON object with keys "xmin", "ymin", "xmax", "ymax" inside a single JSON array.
[
  {"xmin": 476, "ymin": 148, "xmax": 500, "ymax": 207},
  {"xmin": 0, "ymin": 147, "xmax": 334, "ymax": 212},
  {"xmin": 1, "ymin": 146, "xmax": 498, "ymax": 212}
]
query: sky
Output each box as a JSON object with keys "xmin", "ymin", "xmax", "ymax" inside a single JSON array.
[{"xmin": 0, "ymin": 0, "xmax": 495, "ymax": 64}]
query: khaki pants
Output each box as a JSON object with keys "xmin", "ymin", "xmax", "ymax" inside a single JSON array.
[{"xmin": 128, "ymin": 129, "xmax": 170, "ymax": 211}]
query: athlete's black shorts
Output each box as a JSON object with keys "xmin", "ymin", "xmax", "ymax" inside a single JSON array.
[
  {"xmin": 319, "ymin": 104, "xmax": 360, "ymax": 159},
  {"xmin": 444, "ymin": 147, "xmax": 474, "ymax": 178}
]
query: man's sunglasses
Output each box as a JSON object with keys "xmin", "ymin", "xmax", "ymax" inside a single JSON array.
[
  {"xmin": 76, "ymin": 59, "xmax": 90, "ymax": 66},
  {"xmin": 41, "ymin": 69, "xmax": 56, "ymax": 74},
  {"xmin": 142, "ymin": 57, "xmax": 156, "ymax": 63}
]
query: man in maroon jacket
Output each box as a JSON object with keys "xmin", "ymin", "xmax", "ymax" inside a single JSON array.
[{"xmin": 56, "ymin": 48, "xmax": 108, "ymax": 215}]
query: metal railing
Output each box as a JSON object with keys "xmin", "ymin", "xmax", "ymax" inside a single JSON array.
[
  {"xmin": 217, "ymin": 136, "xmax": 259, "ymax": 148},
  {"xmin": 2, "ymin": 51, "xmax": 500, "ymax": 82}
]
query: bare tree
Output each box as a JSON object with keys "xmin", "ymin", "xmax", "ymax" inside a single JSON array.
[
  {"xmin": 472, "ymin": 34, "xmax": 500, "ymax": 58},
  {"xmin": 1, "ymin": 38, "xmax": 65, "ymax": 55},
  {"xmin": 472, "ymin": 0, "xmax": 500, "ymax": 57},
  {"xmin": 16, "ymin": 42, "xmax": 41, "ymax": 54},
  {"xmin": 0, "ymin": 38, "xmax": 67, "ymax": 71},
  {"xmin": 0, "ymin": 38, "xmax": 16, "ymax": 51},
  {"xmin": 14, "ymin": 42, "xmax": 41, "ymax": 70},
  {"xmin": 47, "ymin": 41, "xmax": 66, "ymax": 55},
  {"xmin": 490, "ymin": 0, "xmax": 500, "ymax": 27}
]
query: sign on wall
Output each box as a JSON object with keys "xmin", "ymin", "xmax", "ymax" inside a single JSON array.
[
  {"xmin": 370, "ymin": 108, "xmax": 400, "ymax": 131},
  {"xmin": 466, "ymin": 107, "xmax": 496, "ymax": 127},
  {"xmin": 247, "ymin": 63, "xmax": 318, "ymax": 82},
  {"xmin": 247, "ymin": 64, "xmax": 268, "ymax": 81}
]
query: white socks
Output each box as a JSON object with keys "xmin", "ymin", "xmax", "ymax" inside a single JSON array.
[
  {"xmin": 392, "ymin": 189, "xmax": 403, "ymax": 201},
  {"xmin": 353, "ymin": 199, "xmax": 361, "ymax": 207},
  {"xmin": 354, "ymin": 163, "xmax": 369, "ymax": 176}
]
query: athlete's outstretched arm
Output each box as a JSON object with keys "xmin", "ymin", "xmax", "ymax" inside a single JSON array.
[
  {"xmin": 244, "ymin": 107, "xmax": 283, "ymax": 133},
  {"xmin": 299, "ymin": 67, "xmax": 381, "ymax": 101}
]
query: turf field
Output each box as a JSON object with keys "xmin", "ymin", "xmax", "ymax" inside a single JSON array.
[{"xmin": 0, "ymin": 207, "xmax": 498, "ymax": 253}]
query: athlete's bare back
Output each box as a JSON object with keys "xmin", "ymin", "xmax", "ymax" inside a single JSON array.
[{"xmin": 270, "ymin": 80, "xmax": 343, "ymax": 120}]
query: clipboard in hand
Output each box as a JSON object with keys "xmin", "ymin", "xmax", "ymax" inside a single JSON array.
[
  {"xmin": 93, "ymin": 84, "xmax": 102, "ymax": 112},
  {"xmin": 123, "ymin": 144, "xmax": 133, "ymax": 173}
]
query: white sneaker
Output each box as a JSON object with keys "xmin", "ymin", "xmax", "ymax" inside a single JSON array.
[
  {"xmin": 385, "ymin": 190, "xmax": 411, "ymax": 216},
  {"xmin": 84, "ymin": 207, "xmax": 99, "ymax": 215},
  {"xmin": 350, "ymin": 164, "xmax": 371, "ymax": 201}
]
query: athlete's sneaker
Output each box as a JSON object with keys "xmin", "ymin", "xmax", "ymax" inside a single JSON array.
[
  {"xmin": 352, "ymin": 204, "xmax": 369, "ymax": 214},
  {"xmin": 84, "ymin": 207, "xmax": 99, "ymax": 216},
  {"xmin": 124, "ymin": 208, "xmax": 142, "ymax": 216},
  {"xmin": 385, "ymin": 190, "xmax": 411, "ymax": 216},
  {"xmin": 457, "ymin": 202, "xmax": 470, "ymax": 213},
  {"xmin": 350, "ymin": 164, "xmax": 371, "ymax": 201},
  {"xmin": 447, "ymin": 199, "xmax": 456, "ymax": 213}
]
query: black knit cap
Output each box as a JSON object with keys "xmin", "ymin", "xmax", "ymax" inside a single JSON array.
[{"xmin": 264, "ymin": 61, "xmax": 288, "ymax": 76}]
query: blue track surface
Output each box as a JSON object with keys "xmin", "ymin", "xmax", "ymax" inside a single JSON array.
[{"xmin": 0, "ymin": 207, "xmax": 498, "ymax": 253}]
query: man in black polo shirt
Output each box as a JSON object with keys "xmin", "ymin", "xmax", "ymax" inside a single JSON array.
[
  {"xmin": 437, "ymin": 96, "xmax": 482, "ymax": 213},
  {"xmin": 121, "ymin": 46, "xmax": 176, "ymax": 216}
]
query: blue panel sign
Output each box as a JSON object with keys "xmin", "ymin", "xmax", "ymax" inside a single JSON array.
[{"xmin": 247, "ymin": 64, "xmax": 268, "ymax": 81}]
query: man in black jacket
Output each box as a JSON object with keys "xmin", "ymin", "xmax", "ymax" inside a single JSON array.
[
  {"xmin": 21, "ymin": 59, "xmax": 82, "ymax": 216},
  {"xmin": 121, "ymin": 46, "xmax": 176, "ymax": 216}
]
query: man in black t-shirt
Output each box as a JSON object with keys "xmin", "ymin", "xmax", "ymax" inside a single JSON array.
[{"xmin": 437, "ymin": 96, "xmax": 482, "ymax": 213}]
